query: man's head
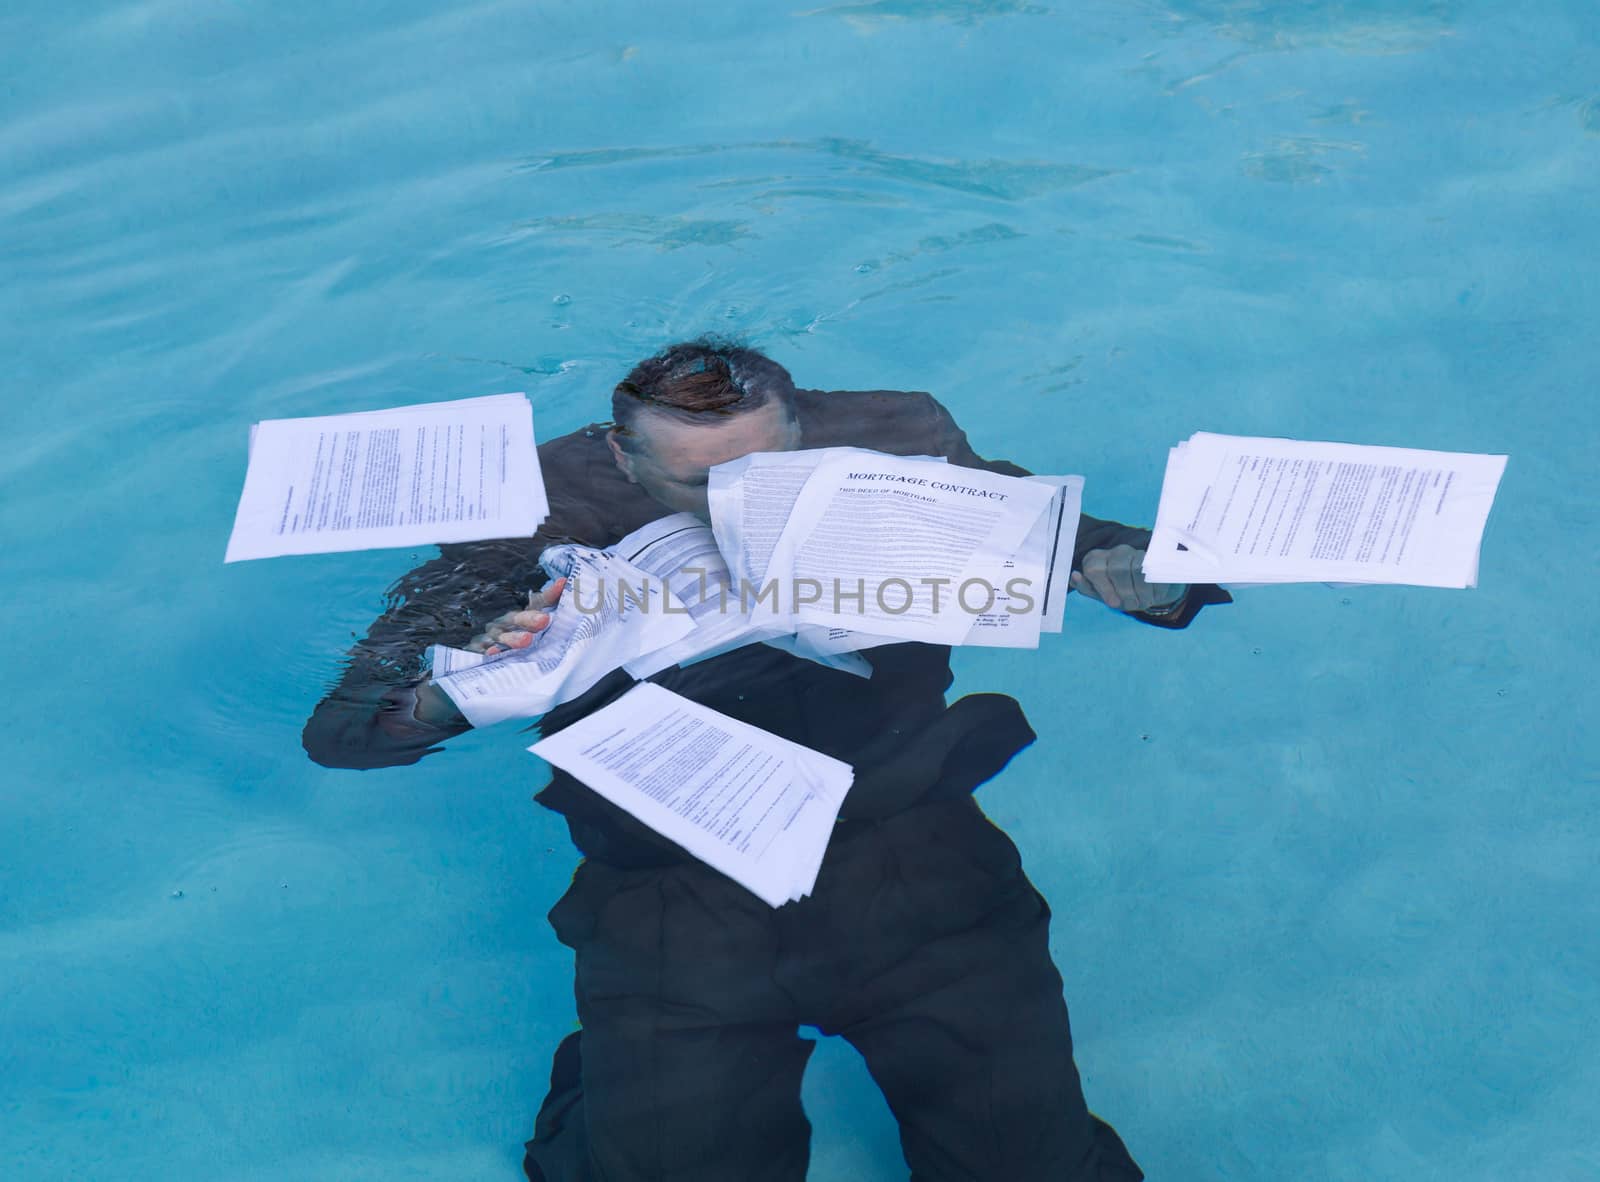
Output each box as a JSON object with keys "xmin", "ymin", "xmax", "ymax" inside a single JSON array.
[{"xmin": 607, "ymin": 339, "xmax": 801, "ymax": 519}]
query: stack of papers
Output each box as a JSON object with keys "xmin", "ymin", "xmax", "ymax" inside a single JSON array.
[
  {"xmin": 225, "ymin": 393, "xmax": 547, "ymax": 562},
  {"xmin": 710, "ymin": 448, "xmax": 1080, "ymax": 651},
  {"xmin": 530, "ymin": 684, "xmax": 854, "ymax": 907},
  {"xmin": 1143, "ymin": 433, "xmax": 1507, "ymax": 588}
]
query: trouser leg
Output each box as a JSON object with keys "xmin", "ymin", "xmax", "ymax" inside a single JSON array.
[
  {"xmin": 526, "ymin": 866, "xmax": 814, "ymax": 1182},
  {"xmin": 523, "ymin": 1023, "xmax": 815, "ymax": 1182},
  {"xmin": 813, "ymin": 801, "xmax": 1144, "ymax": 1182},
  {"xmin": 523, "ymin": 1031, "xmax": 585, "ymax": 1182}
]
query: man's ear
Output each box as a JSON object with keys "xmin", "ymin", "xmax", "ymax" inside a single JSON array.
[{"xmin": 606, "ymin": 429, "xmax": 639, "ymax": 483}]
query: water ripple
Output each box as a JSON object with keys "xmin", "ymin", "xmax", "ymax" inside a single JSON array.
[
  {"xmin": 1241, "ymin": 137, "xmax": 1366, "ymax": 184},
  {"xmin": 501, "ymin": 213, "xmax": 754, "ymax": 252},
  {"xmin": 520, "ymin": 138, "xmax": 1116, "ymax": 201},
  {"xmin": 799, "ymin": 0, "xmax": 1048, "ymax": 24},
  {"xmin": 1126, "ymin": 232, "xmax": 1209, "ymax": 252},
  {"xmin": 1156, "ymin": 0, "xmax": 1461, "ymax": 54},
  {"xmin": 856, "ymin": 222, "xmax": 1024, "ymax": 273}
]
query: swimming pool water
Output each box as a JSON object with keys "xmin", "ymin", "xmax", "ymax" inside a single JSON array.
[{"xmin": 2, "ymin": 1, "xmax": 1596, "ymax": 1178}]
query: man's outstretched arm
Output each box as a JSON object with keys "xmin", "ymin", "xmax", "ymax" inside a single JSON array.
[
  {"xmin": 302, "ymin": 542, "xmax": 574, "ymax": 769},
  {"xmin": 303, "ymin": 543, "xmax": 517, "ymax": 769}
]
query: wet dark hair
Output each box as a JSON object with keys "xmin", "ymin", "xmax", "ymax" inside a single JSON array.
[{"xmin": 610, "ymin": 338, "xmax": 796, "ymax": 454}]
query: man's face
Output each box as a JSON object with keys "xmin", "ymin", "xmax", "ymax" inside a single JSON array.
[{"xmin": 609, "ymin": 401, "xmax": 800, "ymax": 520}]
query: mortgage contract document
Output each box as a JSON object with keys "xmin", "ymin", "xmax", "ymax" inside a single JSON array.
[
  {"xmin": 768, "ymin": 453, "xmax": 1061, "ymax": 645},
  {"xmin": 225, "ymin": 393, "xmax": 547, "ymax": 561},
  {"xmin": 529, "ymin": 684, "xmax": 854, "ymax": 908},
  {"xmin": 708, "ymin": 447, "xmax": 935, "ymax": 667},
  {"xmin": 1142, "ymin": 433, "xmax": 1506, "ymax": 588},
  {"xmin": 711, "ymin": 449, "xmax": 1076, "ymax": 650}
]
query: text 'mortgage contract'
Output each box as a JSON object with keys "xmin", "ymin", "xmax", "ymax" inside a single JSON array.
[{"xmin": 225, "ymin": 393, "xmax": 547, "ymax": 561}]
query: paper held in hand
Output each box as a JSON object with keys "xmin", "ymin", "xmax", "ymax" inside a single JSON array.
[
  {"xmin": 428, "ymin": 542, "xmax": 696, "ymax": 727},
  {"xmin": 709, "ymin": 448, "xmax": 1081, "ymax": 650},
  {"xmin": 426, "ymin": 509, "xmax": 790, "ymax": 725},
  {"xmin": 225, "ymin": 393, "xmax": 548, "ymax": 561},
  {"xmin": 529, "ymin": 684, "xmax": 854, "ymax": 908},
  {"xmin": 1142, "ymin": 433, "xmax": 1506, "ymax": 589}
]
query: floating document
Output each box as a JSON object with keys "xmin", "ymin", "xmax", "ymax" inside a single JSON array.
[
  {"xmin": 529, "ymin": 684, "xmax": 854, "ymax": 907},
  {"xmin": 710, "ymin": 449, "xmax": 1077, "ymax": 650},
  {"xmin": 791, "ymin": 478, "xmax": 1067, "ymax": 652},
  {"xmin": 765, "ymin": 453, "xmax": 1060, "ymax": 645},
  {"xmin": 429, "ymin": 545, "xmax": 693, "ymax": 726},
  {"xmin": 225, "ymin": 392, "xmax": 547, "ymax": 562},
  {"xmin": 960, "ymin": 475, "xmax": 1082, "ymax": 648},
  {"xmin": 755, "ymin": 476, "xmax": 1079, "ymax": 654},
  {"xmin": 1143, "ymin": 433, "xmax": 1507, "ymax": 588},
  {"xmin": 707, "ymin": 447, "xmax": 930, "ymax": 667}
]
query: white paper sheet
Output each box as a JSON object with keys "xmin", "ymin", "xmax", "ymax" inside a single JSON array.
[
  {"xmin": 528, "ymin": 684, "xmax": 855, "ymax": 907},
  {"xmin": 766, "ymin": 454, "xmax": 1058, "ymax": 644},
  {"xmin": 226, "ymin": 393, "xmax": 547, "ymax": 562},
  {"xmin": 1143, "ymin": 433, "xmax": 1506, "ymax": 588}
]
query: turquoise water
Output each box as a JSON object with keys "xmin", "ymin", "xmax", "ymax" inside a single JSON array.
[{"xmin": 3, "ymin": 1, "xmax": 1597, "ymax": 1178}]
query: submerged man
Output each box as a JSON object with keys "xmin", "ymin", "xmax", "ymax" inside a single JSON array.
[{"xmin": 304, "ymin": 340, "xmax": 1228, "ymax": 1181}]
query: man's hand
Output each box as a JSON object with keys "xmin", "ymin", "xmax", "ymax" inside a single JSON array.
[
  {"xmin": 467, "ymin": 578, "xmax": 568, "ymax": 654},
  {"xmin": 1070, "ymin": 545, "xmax": 1186, "ymax": 613}
]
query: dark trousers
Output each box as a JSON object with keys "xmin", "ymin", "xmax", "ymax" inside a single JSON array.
[{"xmin": 524, "ymin": 796, "xmax": 1143, "ymax": 1182}]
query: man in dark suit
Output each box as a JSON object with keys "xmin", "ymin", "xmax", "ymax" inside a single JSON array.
[{"xmin": 305, "ymin": 339, "xmax": 1226, "ymax": 1181}]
